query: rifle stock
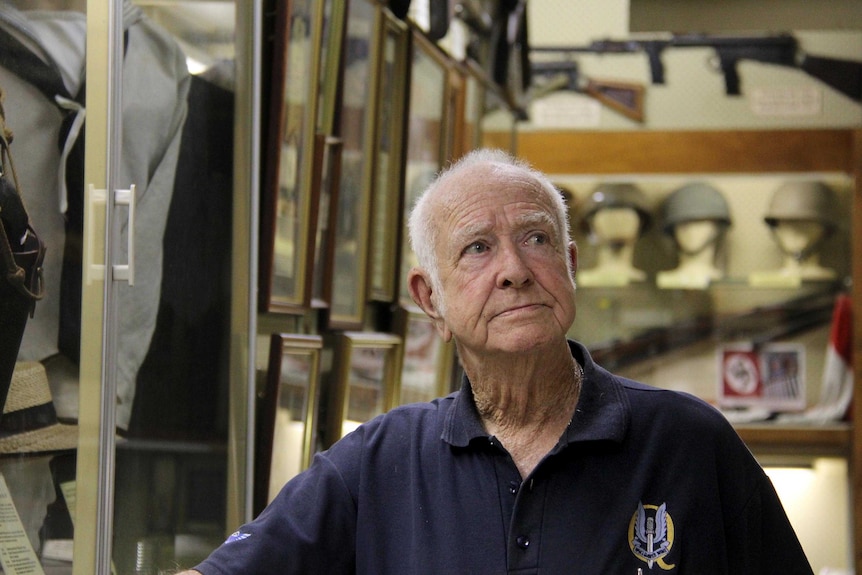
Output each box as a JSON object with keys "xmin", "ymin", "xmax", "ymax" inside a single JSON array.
[
  {"xmin": 799, "ymin": 54, "xmax": 862, "ymax": 103},
  {"xmin": 529, "ymin": 60, "xmax": 646, "ymax": 122}
]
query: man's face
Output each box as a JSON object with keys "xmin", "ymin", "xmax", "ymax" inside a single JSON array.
[{"xmin": 429, "ymin": 165, "xmax": 577, "ymax": 358}]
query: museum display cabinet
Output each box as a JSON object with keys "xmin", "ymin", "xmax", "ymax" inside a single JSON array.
[
  {"xmin": 484, "ymin": 127, "xmax": 862, "ymax": 570},
  {"xmin": 0, "ymin": 1, "xmax": 253, "ymax": 573}
]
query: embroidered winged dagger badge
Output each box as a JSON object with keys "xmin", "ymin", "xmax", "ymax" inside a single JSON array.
[{"xmin": 628, "ymin": 502, "xmax": 676, "ymax": 570}]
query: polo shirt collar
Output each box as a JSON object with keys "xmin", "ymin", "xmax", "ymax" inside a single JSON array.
[{"xmin": 441, "ymin": 340, "xmax": 630, "ymax": 448}]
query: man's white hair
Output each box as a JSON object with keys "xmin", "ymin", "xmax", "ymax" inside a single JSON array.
[{"xmin": 407, "ymin": 148, "xmax": 573, "ymax": 313}]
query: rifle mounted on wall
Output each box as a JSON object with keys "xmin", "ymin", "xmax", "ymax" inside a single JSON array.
[
  {"xmin": 528, "ymin": 60, "xmax": 647, "ymax": 122},
  {"xmin": 533, "ymin": 32, "xmax": 862, "ymax": 104}
]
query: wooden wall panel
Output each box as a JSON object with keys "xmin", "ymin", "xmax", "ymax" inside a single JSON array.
[{"xmin": 483, "ymin": 129, "xmax": 854, "ymax": 174}]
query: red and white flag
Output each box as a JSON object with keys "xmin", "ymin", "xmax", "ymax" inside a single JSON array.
[{"xmin": 780, "ymin": 293, "xmax": 853, "ymax": 423}]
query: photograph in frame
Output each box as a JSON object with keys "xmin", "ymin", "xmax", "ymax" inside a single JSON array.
[
  {"xmin": 329, "ymin": 332, "xmax": 403, "ymax": 442},
  {"xmin": 316, "ymin": 0, "xmax": 347, "ymax": 137},
  {"xmin": 394, "ymin": 306, "xmax": 454, "ymax": 405},
  {"xmin": 717, "ymin": 342, "xmax": 806, "ymax": 412},
  {"xmin": 327, "ymin": 0, "xmax": 379, "ymax": 328},
  {"xmin": 368, "ymin": 9, "xmax": 410, "ymax": 302},
  {"xmin": 398, "ymin": 29, "xmax": 449, "ymax": 304},
  {"xmin": 255, "ymin": 334, "xmax": 323, "ymax": 514},
  {"xmin": 461, "ymin": 59, "xmax": 487, "ymax": 155},
  {"xmin": 310, "ymin": 135, "xmax": 343, "ymax": 308},
  {"xmin": 260, "ymin": 0, "xmax": 324, "ymax": 313}
]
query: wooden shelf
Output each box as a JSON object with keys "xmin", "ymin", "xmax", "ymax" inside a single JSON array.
[
  {"xmin": 735, "ymin": 423, "xmax": 852, "ymax": 457},
  {"xmin": 484, "ymin": 128, "xmax": 855, "ymax": 174}
]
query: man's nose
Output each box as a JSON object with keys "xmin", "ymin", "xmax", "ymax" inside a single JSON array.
[{"xmin": 497, "ymin": 244, "xmax": 533, "ymax": 288}]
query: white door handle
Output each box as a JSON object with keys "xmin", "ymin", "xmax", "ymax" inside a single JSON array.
[{"xmin": 85, "ymin": 183, "xmax": 136, "ymax": 285}]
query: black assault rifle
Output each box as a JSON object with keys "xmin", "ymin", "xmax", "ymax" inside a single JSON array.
[{"xmin": 532, "ymin": 33, "xmax": 862, "ymax": 103}]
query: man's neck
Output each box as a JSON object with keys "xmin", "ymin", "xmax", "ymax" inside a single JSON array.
[{"xmin": 465, "ymin": 346, "xmax": 582, "ymax": 478}]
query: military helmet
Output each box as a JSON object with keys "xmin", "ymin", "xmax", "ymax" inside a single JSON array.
[
  {"xmin": 662, "ymin": 182, "xmax": 731, "ymax": 235},
  {"xmin": 578, "ymin": 183, "xmax": 651, "ymax": 236},
  {"xmin": 763, "ymin": 181, "xmax": 839, "ymax": 232}
]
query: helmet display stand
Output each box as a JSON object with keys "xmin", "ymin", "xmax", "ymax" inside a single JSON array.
[
  {"xmin": 657, "ymin": 220, "xmax": 724, "ymax": 289},
  {"xmin": 749, "ymin": 181, "xmax": 839, "ymax": 286},
  {"xmin": 577, "ymin": 183, "xmax": 651, "ymax": 287},
  {"xmin": 657, "ymin": 182, "xmax": 732, "ymax": 289}
]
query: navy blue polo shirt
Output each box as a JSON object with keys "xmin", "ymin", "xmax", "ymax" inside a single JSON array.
[{"xmin": 195, "ymin": 341, "xmax": 812, "ymax": 574}]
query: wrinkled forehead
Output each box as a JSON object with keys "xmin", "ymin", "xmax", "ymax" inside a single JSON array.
[{"xmin": 434, "ymin": 161, "xmax": 548, "ymax": 210}]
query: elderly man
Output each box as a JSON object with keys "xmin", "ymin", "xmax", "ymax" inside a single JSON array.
[{"xmin": 181, "ymin": 149, "xmax": 811, "ymax": 574}]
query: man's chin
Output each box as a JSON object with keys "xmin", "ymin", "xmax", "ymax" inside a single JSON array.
[{"xmin": 488, "ymin": 329, "xmax": 560, "ymax": 354}]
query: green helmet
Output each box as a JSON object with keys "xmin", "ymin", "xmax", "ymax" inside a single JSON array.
[
  {"xmin": 662, "ymin": 182, "xmax": 731, "ymax": 235},
  {"xmin": 764, "ymin": 181, "xmax": 839, "ymax": 232},
  {"xmin": 578, "ymin": 183, "xmax": 651, "ymax": 236}
]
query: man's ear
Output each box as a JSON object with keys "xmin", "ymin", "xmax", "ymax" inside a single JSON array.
[
  {"xmin": 406, "ymin": 268, "xmax": 451, "ymax": 341},
  {"xmin": 407, "ymin": 268, "xmax": 439, "ymax": 319},
  {"xmin": 568, "ymin": 241, "xmax": 578, "ymax": 276}
]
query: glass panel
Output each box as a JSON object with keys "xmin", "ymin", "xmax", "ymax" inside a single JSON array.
[
  {"xmin": 110, "ymin": 2, "xmax": 237, "ymax": 573},
  {"xmin": 0, "ymin": 2, "xmax": 91, "ymax": 573}
]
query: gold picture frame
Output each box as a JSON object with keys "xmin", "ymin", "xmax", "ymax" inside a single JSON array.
[
  {"xmin": 368, "ymin": 8, "xmax": 411, "ymax": 302},
  {"xmin": 328, "ymin": 331, "xmax": 403, "ymax": 444},
  {"xmin": 394, "ymin": 305, "xmax": 455, "ymax": 405},
  {"xmin": 260, "ymin": 0, "xmax": 324, "ymax": 313},
  {"xmin": 316, "ymin": 0, "xmax": 348, "ymax": 136},
  {"xmin": 327, "ymin": 0, "xmax": 380, "ymax": 328},
  {"xmin": 255, "ymin": 334, "xmax": 323, "ymax": 514},
  {"xmin": 309, "ymin": 134, "xmax": 343, "ymax": 309},
  {"xmin": 459, "ymin": 58, "xmax": 488, "ymax": 157},
  {"xmin": 398, "ymin": 28, "xmax": 450, "ymax": 305}
]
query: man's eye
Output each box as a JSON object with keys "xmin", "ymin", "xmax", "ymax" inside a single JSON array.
[
  {"xmin": 527, "ymin": 232, "xmax": 549, "ymax": 246},
  {"xmin": 464, "ymin": 242, "xmax": 487, "ymax": 255}
]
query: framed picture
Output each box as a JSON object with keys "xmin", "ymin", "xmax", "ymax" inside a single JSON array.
[
  {"xmin": 260, "ymin": 0, "xmax": 324, "ymax": 313},
  {"xmin": 328, "ymin": 332, "xmax": 403, "ymax": 442},
  {"xmin": 461, "ymin": 59, "xmax": 487, "ymax": 154},
  {"xmin": 327, "ymin": 0, "xmax": 379, "ymax": 328},
  {"xmin": 717, "ymin": 342, "xmax": 806, "ymax": 411},
  {"xmin": 398, "ymin": 28, "xmax": 449, "ymax": 304},
  {"xmin": 255, "ymin": 334, "xmax": 323, "ymax": 513},
  {"xmin": 394, "ymin": 306, "xmax": 454, "ymax": 404},
  {"xmin": 482, "ymin": 77, "xmax": 519, "ymax": 154},
  {"xmin": 310, "ymin": 135, "xmax": 342, "ymax": 308},
  {"xmin": 316, "ymin": 0, "xmax": 347, "ymax": 136},
  {"xmin": 368, "ymin": 9, "xmax": 410, "ymax": 302},
  {"xmin": 444, "ymin": 63, "xmax": 466, "ymax": 161}
]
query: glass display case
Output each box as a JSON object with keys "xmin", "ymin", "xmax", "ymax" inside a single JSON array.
[{"xmin": 0, "ymin": 1, "xmax": 257, "ymax": 573}]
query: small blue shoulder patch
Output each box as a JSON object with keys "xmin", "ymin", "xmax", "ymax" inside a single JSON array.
[{"xmin": 224, "ymin": 531, "xmax": 252, "ymax": 544}]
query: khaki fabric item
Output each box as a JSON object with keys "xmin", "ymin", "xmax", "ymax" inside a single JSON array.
[{"xmin": 0, "ymin": 361, "xmax": 77, "ymax": 454}]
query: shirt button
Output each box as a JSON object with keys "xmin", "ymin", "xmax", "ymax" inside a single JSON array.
[
  {"xmin": 509, "ymin": 481, "xmax": 519, "ymax": 495},
  {"xmin": 516, "ymin": 535, "xmax": 530, "ymax": 549}
]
